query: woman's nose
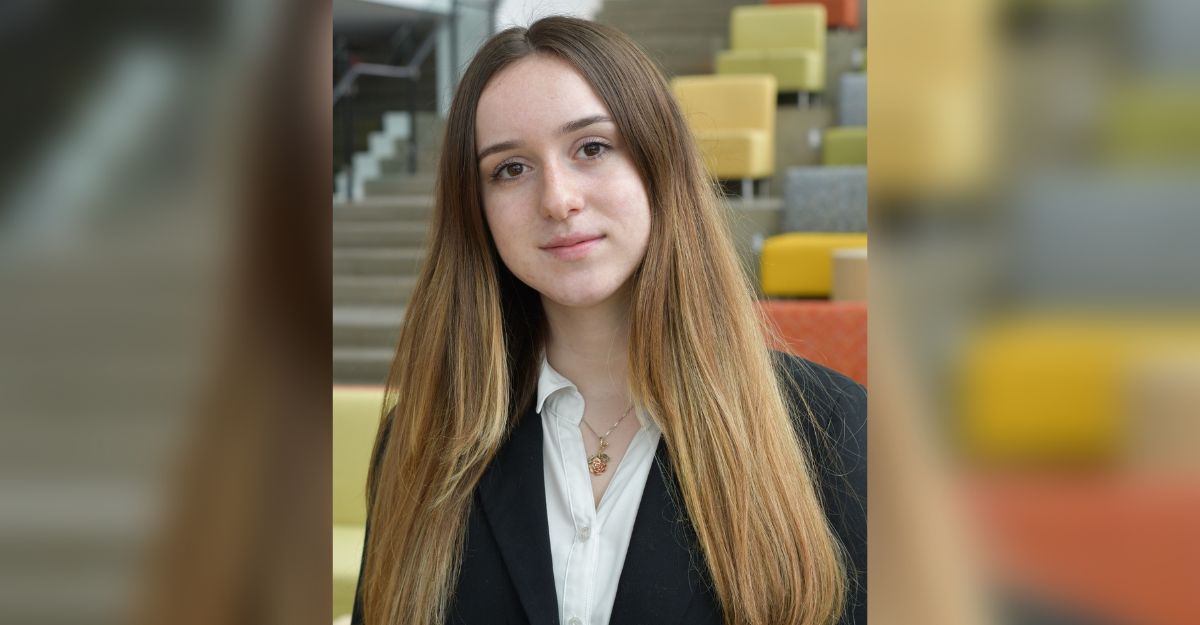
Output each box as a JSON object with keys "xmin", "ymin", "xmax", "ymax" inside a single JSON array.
[{"xmin": 539, "ymin": 162, "xmax": 584, "ymax": 221}]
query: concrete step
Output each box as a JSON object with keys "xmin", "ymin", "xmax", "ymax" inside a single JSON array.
[
  {"xmin": 379, "ymin": 159, "xmax": 440, "ymax": 177},
  {"xmin": 333, "ymin": 248, "xmax": 425, "ymax": 275},
  {"xmin": 634, "ymin": 34, "xmax": 727, "ymax": 48},
  {"xmin": 343, "ymin": 106, "xmax": 442, "ymax": 140},
  {"xmin": 721, "ymin": 196, "xmax": 783, "ymax": 289},
  {"xmin": 772, "ymin": 105, "xmax": 837, "ymax": 191},
  {"xmin": 333, "ymin": 347, "xmax": 394, "ymax": 385},
  {"xmin": 364, "ymin": 174, "xmax": 439, "ymax": 196},
  {"xmin": 377, "ymin": 142, "xmax": 442, "ymax": 175},
  {"xmin": 599, "ymin": 6, "xmax": 741, "ymax": 33},
  {"xmin": 333, "ymin": 305, "xmax": 405, "ymax": 348},
  {"xmin": 824, "ymin": 30, "xmax": 868, "ymax": 107},
  {"xmin": 618, "ymin": 33, "xmax": 727, "ymax": 77},
  {"xmin": 723, "ymin": 196, "xmax": 784, "ymax": 239},
  {"xmin": 333, "ymin": 275, "xmax": 418, "ymax": 306},
  {"xmin": 601, "ymin": 0, "xmax": 745, "ymax": 6},
  {"xmin": 827, "ymin": 28, "xmax": 868, "ymax": 53},
  {"xmin": 605, "ymin": 19, "xmax": 731, "ymax": 41},
  {"xmin": 411, "ymin": 113, "xmax": 447, "ymax": 147},
  {"xmin": 392, "ymin": 133, "xmax": 443, "ymax": 154},
  {"xmin": 333, "ymin": 195, "xmax": 433, "ymax": 221},
  {"xmin": 333, "ymin": 222, "xmax": 430, "ymax": 248},
  {"xmin": 376, "ymin": 161, "xmax": 438, "ymax": 178},
  {"xmin": 647, "ymin": 55, "xmax": 716, "ymax": 79}
]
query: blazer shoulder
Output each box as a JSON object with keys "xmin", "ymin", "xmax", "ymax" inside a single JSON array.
[
  {"xmin": 771, "ymin": 351, "xmax": 866, "ymax": 429},
  {"xmin": 769, "ymin": 350, "xmax": 867, "ymax": 506},
  {"xmin": 770, "ymin": 351, "xmax": 868, "ymax": 625}
]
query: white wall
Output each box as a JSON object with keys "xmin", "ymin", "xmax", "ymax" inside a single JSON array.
[{"xmin": 495, "ymin": 0, "xmax": 603, "ymax": 29}]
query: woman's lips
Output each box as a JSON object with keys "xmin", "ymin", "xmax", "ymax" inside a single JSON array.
[{"xmin": 541, "ymin": 234, "xmax": 605, "ymax": 260}]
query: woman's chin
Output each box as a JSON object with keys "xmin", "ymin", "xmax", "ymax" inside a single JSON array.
[{"xmin": 538, "ymin": 284, "xmax": 626, "ymax": 311}]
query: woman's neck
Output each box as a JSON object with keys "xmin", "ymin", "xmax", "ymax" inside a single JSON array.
[{"xmin": 541, "ymin": 291, "xmax": 631, "ymax": 407}]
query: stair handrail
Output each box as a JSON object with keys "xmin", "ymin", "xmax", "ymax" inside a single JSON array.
[{"xmin": 333, "ymin": 23, "xmax": 440, "ymax": 104}]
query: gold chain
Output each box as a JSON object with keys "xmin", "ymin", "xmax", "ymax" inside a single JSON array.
[{"xmin": 582, "ymin": 403, "xmax": 633, "ymax": 476}]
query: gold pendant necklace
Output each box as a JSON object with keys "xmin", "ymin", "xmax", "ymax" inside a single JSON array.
[{"xmin": 583, "ymin": 403, "xmax": 633, "ymax": 476}]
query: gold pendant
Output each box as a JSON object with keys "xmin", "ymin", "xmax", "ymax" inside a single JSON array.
[{"xmin": 588, "ymin": 452, "xmax": 610, "ymax": 475}]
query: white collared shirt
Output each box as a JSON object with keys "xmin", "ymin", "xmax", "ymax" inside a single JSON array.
[{"xmin": 536, "ymin": 357, "xmax": 663, "ymax": 625}]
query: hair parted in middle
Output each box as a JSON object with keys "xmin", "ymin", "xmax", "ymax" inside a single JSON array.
[{"xmin": 362, "ymin": 16, "xmax": 848, "ymax": 625}]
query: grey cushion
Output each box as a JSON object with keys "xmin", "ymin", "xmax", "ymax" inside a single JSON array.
[
  {"xmin": 782, "ymin": 166, "xmax": 867, "ymax": 232},
  {"xmin": 839, "ymin": 72, "xmax": 867, "ymax": 127}
]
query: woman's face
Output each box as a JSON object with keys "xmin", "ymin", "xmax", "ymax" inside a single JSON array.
[{"xmin": 475, "ymin": 55, "xmax": 652, "ymax": 310}]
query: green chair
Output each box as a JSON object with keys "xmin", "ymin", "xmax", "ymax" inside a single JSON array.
[
  {"xmin": 717, "ymin": 5, "xmax": 827, "ymax": 94},
  {"xmin": 822, "ymin": 127, "xmax": 867, "ymax": 165}
]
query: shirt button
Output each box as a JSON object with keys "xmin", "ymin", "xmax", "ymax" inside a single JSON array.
[
  {"xmin": 577, "ymin": 526, "xmax": 591, "ymax": 541},
  {"xmin": 568, "ymin": 618, "xmax": 582, "ymax": 625}
]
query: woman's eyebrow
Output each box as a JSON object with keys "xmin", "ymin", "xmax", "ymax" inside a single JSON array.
[
  {"xmin": 558, "ymin": 114, "xmax": 612, "ymax": 135},
  {"xmin": 477, "ymin": 115, "xmax": 614, "ymax": 162},
  {"xmin": 477, "ymin": 140, "xmax": 521, "ymax": 162}
]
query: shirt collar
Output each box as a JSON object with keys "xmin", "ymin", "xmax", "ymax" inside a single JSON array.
[
  {"xmin": 535, "ymin": 354, "xmax": 655, "ymax": 430},
  {"xmin": 535, "ymin": 354, "xmax": 578, "ymax": 416}
]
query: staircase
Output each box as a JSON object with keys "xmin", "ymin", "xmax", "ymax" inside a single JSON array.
[
  {"xmin": 595, "ymin": 0, "xmax": 748, "ymax": 77},
  {"xmin": 333, "ymin": 114, "xmax": 442, "ymax": 385}
]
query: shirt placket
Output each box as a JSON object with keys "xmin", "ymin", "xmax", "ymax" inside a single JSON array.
[{"xmin": 557, "ymin": 391, "xmax": 595, "ymax": 625}]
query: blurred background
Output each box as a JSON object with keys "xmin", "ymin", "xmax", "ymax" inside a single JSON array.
[
  {"xmin": 1, "ymin": 0, "xmax": 1197, "ymax": 624},
  {"xmin": 872, "ymin": 1, "xmax": 1200, "ymax": 625}
]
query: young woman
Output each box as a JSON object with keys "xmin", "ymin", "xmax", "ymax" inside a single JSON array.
[{"xmin": 352, "ymin": 16, "xmax": 866, "ymax": 625}]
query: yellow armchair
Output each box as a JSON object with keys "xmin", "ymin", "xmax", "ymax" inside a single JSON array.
[
  {"xmin": 672, "ymin": 74, "xmax": 777, "ymax": 182},
  {"xmin": 332, "ymin": 386, "xmax": 384, "ymax": 619}
]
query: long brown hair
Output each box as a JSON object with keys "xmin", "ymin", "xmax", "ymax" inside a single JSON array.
[{"xmin": 362, "ymin": 16, "xmax": 846, "ymax": 625}]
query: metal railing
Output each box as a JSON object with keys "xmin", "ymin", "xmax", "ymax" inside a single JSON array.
[
  {"xmin": 333, "ymin": 23, "xmax": 439, "ymax": 202},
  {"xmin": 333, "ymin": 24, "xmax": 438, "ymax": 104},
  {"xmin": 333, "ymin": 1, "xmax": 501, "ymax": 202}
]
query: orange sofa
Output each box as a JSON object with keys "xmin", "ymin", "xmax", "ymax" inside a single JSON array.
[{"xmin": 760, "ymin": 300, "xmax": 867, "ymax": 386}]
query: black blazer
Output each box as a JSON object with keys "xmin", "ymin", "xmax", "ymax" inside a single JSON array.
[{"xmin": 352, "ymin": 353, "xmax": 867, "ymax": 625}]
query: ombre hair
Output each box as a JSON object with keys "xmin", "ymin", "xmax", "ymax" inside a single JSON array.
[{"xmin": 362, "ymin": 16, "xmax": 847, "ymax": 625}]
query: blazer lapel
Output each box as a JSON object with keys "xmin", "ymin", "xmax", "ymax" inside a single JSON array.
[
  {"xmin": 476, "ymin": 407, "xmax": 560, "ymax": 625},
  {"xmin": 609, "ymin": 439, "xmax": 705, "ymax": 625}
]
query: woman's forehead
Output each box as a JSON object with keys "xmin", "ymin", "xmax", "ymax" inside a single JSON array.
[{"xmin": 475, "ymin": 56, "xmax": 613, "ymax": 150}]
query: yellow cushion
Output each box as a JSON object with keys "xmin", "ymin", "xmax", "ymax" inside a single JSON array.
[
  {"xmin": 731, "ymin": 5, "xmax": 826, "ymax": 51},
  {"xmin": 823, "ymin": 127, "xmax": 867, "ymax": 165},
  {"xmin": 716, "ymin": 50, "xmax": 823, "ymax": 92},
  {"xmin": 694, "ymin": 129, "xmax": 773, "ymax": 179},
  {"xmin": 332, "ymin": 524, "xmax": 367, "ymax": 619},
  {"xmin": 959, "ymin": 320, "xmax": 1127, "ymax": 464},
  {"xmin": 333, "ymin": 386, "xmax": 384, "ymax": 526},
  {"xmin": 672, "ymin": 75, "xmax": 777, "ymax": 180},
  {"xmin": 761, "ymin": 233, "xmax": 868, "ymax": 297}
]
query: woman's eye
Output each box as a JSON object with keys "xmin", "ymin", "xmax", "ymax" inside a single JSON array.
[
  {"xmin": 493, "ymin": 162, "xmax": 526, "ymax": 180},
  {"xmin": 579, "ymin": 141, "xmax": 610, "ymax": 159}
]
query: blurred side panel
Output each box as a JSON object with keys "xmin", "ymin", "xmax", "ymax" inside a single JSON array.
[
  {"xmin": 0, "ymin": 1, "xmax": 332, "ymax": 625},
  {"xmin": 872, "ymin": 0, "xmax": 1200, "ymax": 624}
]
